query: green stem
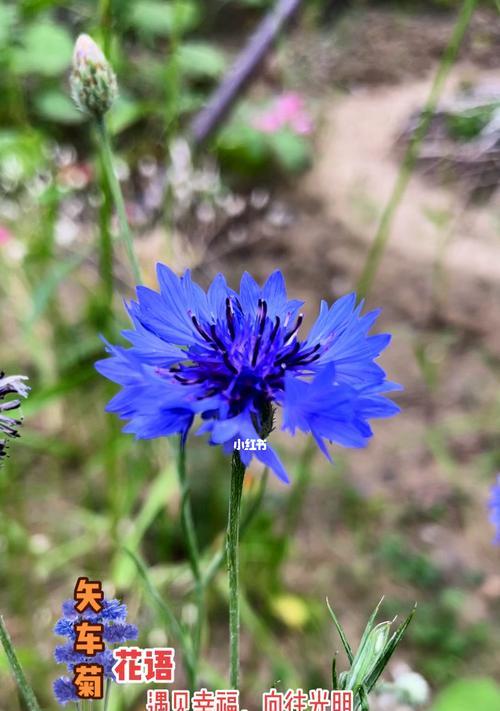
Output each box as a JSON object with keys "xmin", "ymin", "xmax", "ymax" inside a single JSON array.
[
  {"xmin": 226, "ymin": 451, "xmax": 246, "ymax": 689},
  {"xmin": 103, "ymin": 678, "xmax": 111, "ymax": 710},
  {"xmin": 356, "ymin": 0, "xmax": 478, "ymax": 299},
  {"xmin": 202, "ymin": 469, "xmax": 267, "ymax": 589},
  {"xmin": 96, "ymin": 118, "xmax": 141, "ymax": 284},
  {"xmin": 177, "ymin": 438, "xmax": 204, "ymax": 689},
  {"xmin": 98, "ymin": 152, "xmax": 114, "ymax": 319},
  {"xmin": 98, "ymin": 0, "xmax": 113, "ymax": 55},
  {"xmin": 0, "ymin": 615, "xmax": 42, "ymax": 711}
]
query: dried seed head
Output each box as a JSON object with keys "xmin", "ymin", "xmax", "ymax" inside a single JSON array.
[
  {"xmin": 70, "ymin": 34, "xmax": 118, "ymax": 119},
  {"xmin": 0, "ymin": 373, "xmax": 29, "ymax": 462}
]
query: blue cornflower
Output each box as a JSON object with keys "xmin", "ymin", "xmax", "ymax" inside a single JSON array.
[
  {"xmin": 488, "ymin": 475, "xmax": 500, "ymax": 544},
  {"xmin": 53, "ymin": 596, "xmax": 138, "ymax": 705},
  {"xmin": 96, "ymin": 267, "xmax": 401, "ymax": 482}
]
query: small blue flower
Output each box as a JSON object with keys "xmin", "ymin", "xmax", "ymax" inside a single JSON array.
[
  {"xmin": 96, "ymin": 267, "xmax": 401, "ymax": 482},
  {"xmin": 488, "ymin": 474, "xmax": 500, "ymax": 544},
  {"xmin": 53, "ymin": 595, "xmax": 138, "ymax": 705},
  {"xmin": 103, "ymin": 622, "xmax": 139, "ymax": 644},
  {"xmin": 53, "ymin": 677, "xmax": 79, "ymax": 705}
]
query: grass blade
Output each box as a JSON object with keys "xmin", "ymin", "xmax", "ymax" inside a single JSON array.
[
  {"xmin": 0, "ymin": 615, "xmax": 42, "ymax": 711},
  {"xmin": 326, "ymin": 598, "xmax": 354, "ymax": 663},
  {"xmin": 123, "ymin": 547, "xmax": 196, "ymax": 683}
]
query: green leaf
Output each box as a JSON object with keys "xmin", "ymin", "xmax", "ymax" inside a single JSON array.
[
  {"xmin": 129, "ymin": 0, "xmax": 199, "ymax": 36},
  {"xmin": 177, "ymin": 42, "xmax": 227, "ymax": 79},
  {"xmin": 347, "ymin": 621, "xmax": 391, "ymax": 692},
  {"xmin": 12, "ymin": 22, "xmax": 73, "ymax": 76},
  {"xmin": 0, "ymin": 616, "xmax": 42, "ymax": 711},
  {"xmin": 429, "ymin": 678, "xmax": 500, "ymax": 711},
  {"xmin": 124, "ymin": 548, "xmax": 196, "ymax": 682},
  {"xmin": 113, "ymin": 460, "xmax": 177, "ymax": 587},
  {"xmin": 326, "ymin": 598, "xmax": 354, "ymax": 663},
  {"xmin": 331, "ymin": 656, "xmax": 338, "ymax": 689},
  {"xmin": 354, "ymin": 597, "xmax": 385, "ymax": 666},
  {"xmin": 364, "ymin": 605, "xmax": 416, "ymax": 693},
  {"xmin": 34, "ymin": 89, "xmax": 84, "ymax": 124}
]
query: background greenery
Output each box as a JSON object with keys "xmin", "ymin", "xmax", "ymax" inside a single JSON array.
[{"xmin": 0, "ymin": 1, "xmax": 499, "ymax": 709}]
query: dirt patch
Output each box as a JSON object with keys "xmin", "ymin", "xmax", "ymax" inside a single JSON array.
[{"xmin": 285, "ymin": 8, "xmax": 500, "ymax": 91}]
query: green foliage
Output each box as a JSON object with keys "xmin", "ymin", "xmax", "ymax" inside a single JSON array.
[
  {"xmin": 445, "ymin": 104, "xmax": 499, "ymax": 141},
  {"xmin": 0, "ymin": 129, "xmax": 47, "ymax": 184},
  {"xmin": 177, "ymin": 42, "xmax": 227, "ymax": 79},
  {"xmin": 429, "ymin": 678, "xmax": 500, "ymax": 711},
  {"xmin": 216, "ymin": 105, "xmax": 312, "ymax": 181},
  {"xmin": 327, "ymin": 598, "xmax": 416, "ymax": 709},
  {"xmin": 11, "ymin": 21, "xmax": 73, "ymax": 76},
  {"xmin": 127, "ymin": 0, "xmax": 200, "ymax": 37}
]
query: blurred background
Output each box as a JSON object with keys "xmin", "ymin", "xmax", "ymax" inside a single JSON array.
[{"xmin": 1, "ymin": 0, "xmax": 500, "ymax": 709}]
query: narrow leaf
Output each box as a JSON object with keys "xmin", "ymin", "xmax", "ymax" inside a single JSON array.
[
  {"xmin": 356, "ymin": 596, "xmax": 385, "ymax": 656},
  {"xmin": 0, "ymin": 616, "xmax": 42, "ymax": 711},
  {"xmin": 123, "ymin": 547, "xmax": 195, "ymax": 679},
  {"xmin": 326, "ymin": 598, "xmax": 354, "ymax": 663},
  {"xmin": 331, "ymin": 656, "xmax": 338, "ymax": 689}
]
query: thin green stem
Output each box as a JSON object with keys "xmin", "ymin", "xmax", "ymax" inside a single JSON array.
[
  {"xmin": 356, "ymin": 0, "xmax": 478, "ymax": 299},
  {"xmin": 0, "ymin": 615, "xmax": 42, "ymax": 711},
  {"xmin": 177, "ymin": 438, "xmax": 204, "ymax": 689},
  {"xmin": 202, "ymin": 469, "xmax": 268, "ymax": 589},
  {"xmin": 226, "ymin": 451, "xmax": 246, "ymax": 689},
  {"xmin": 103, "ymin": 678, "xmax": 112, "ymax": 710},
  {"xmin": 97, "ymin": 152, "xmax": 114, "ymax": 319},
  {"xmin": 96, "ymin": 118, "xmax": 141, "ymax": 284},
  {"xmin": 98, "ymin": 0, "xmax": 113, "ymax": 55}
]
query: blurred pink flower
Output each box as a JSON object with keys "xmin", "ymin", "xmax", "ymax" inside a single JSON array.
[
  {"xmin": 0, "ymin": 226, "xmax": 12, "ymax": 245},
  {"xmin": 57, "ymin": 162, "xmax": 93, "ymax": 190},
  {"xmin": 253, "ymin": 92, "xmax": 313, "ymax": 136}
]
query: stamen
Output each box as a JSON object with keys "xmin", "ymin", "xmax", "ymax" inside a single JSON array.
[
  {"xmin": 276, "ymin": 340, "xmax": 300, "ymax": 365},
  {"xmin": 284, "ymin": 314, "xmax": 303, "ymax": 344},
  {"xmin": 258, "ymin": 299, "xmax": 268, "ymax": 335},
  {"xmin": 223, "ymin": 353, "xmax": 238, "ymax": 374},
  {"xmin": 210, "ymin": 324, "xmax": 227, "ymax": 351},
  {"xmin": 173, "ymin": 374, "xmax": 203, "ymax": 385},
  {"xmin": 270, "ymin": 316, "xmax": 280, "ymax": 343},
  {"xmin": 225, "ymin": 297, "xmax": 236, "ymax": 340},
  {"xmin": 191, "ymin": 314, "xmax": 211, "ymax": 342},
  {"xmin": 252, "ymin": 335, "xmax": 262, "ymax": 366},
  {"xmin": 291, "ymin": 343, "xmax": 321, "ymax": 365}
]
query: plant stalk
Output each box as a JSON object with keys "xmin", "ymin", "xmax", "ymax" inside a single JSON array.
[
  {"xmin": 177, "ymin": 438, "xmax": 204, "ymax": 689},
  {"xmin": 96, "ymin": 118, "xmax": 141, "ymax": 284},
  {"xmin": 356, "ymin": 0, "xmax": 478, "ymax": 298},
  {"xmin": 103, "ymin": 677, "xmax": 111, "ymax": 710},
  {"xmin": 226, "ymin": 451, "xmax": 246, "ymax": 689}
]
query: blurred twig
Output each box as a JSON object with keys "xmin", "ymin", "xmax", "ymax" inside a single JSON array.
[
  {"xmin": 356, "ymin": 0, "xmax": 479, "ymax": 299},
  {"xmin": 190, "ymin": 0, "xmax": 305, "ymax": 146}
]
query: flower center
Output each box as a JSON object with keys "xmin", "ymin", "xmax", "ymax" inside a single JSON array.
[{"xmin": 165, "ymin": 298, "xmax": 322, "ymax": 416}]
